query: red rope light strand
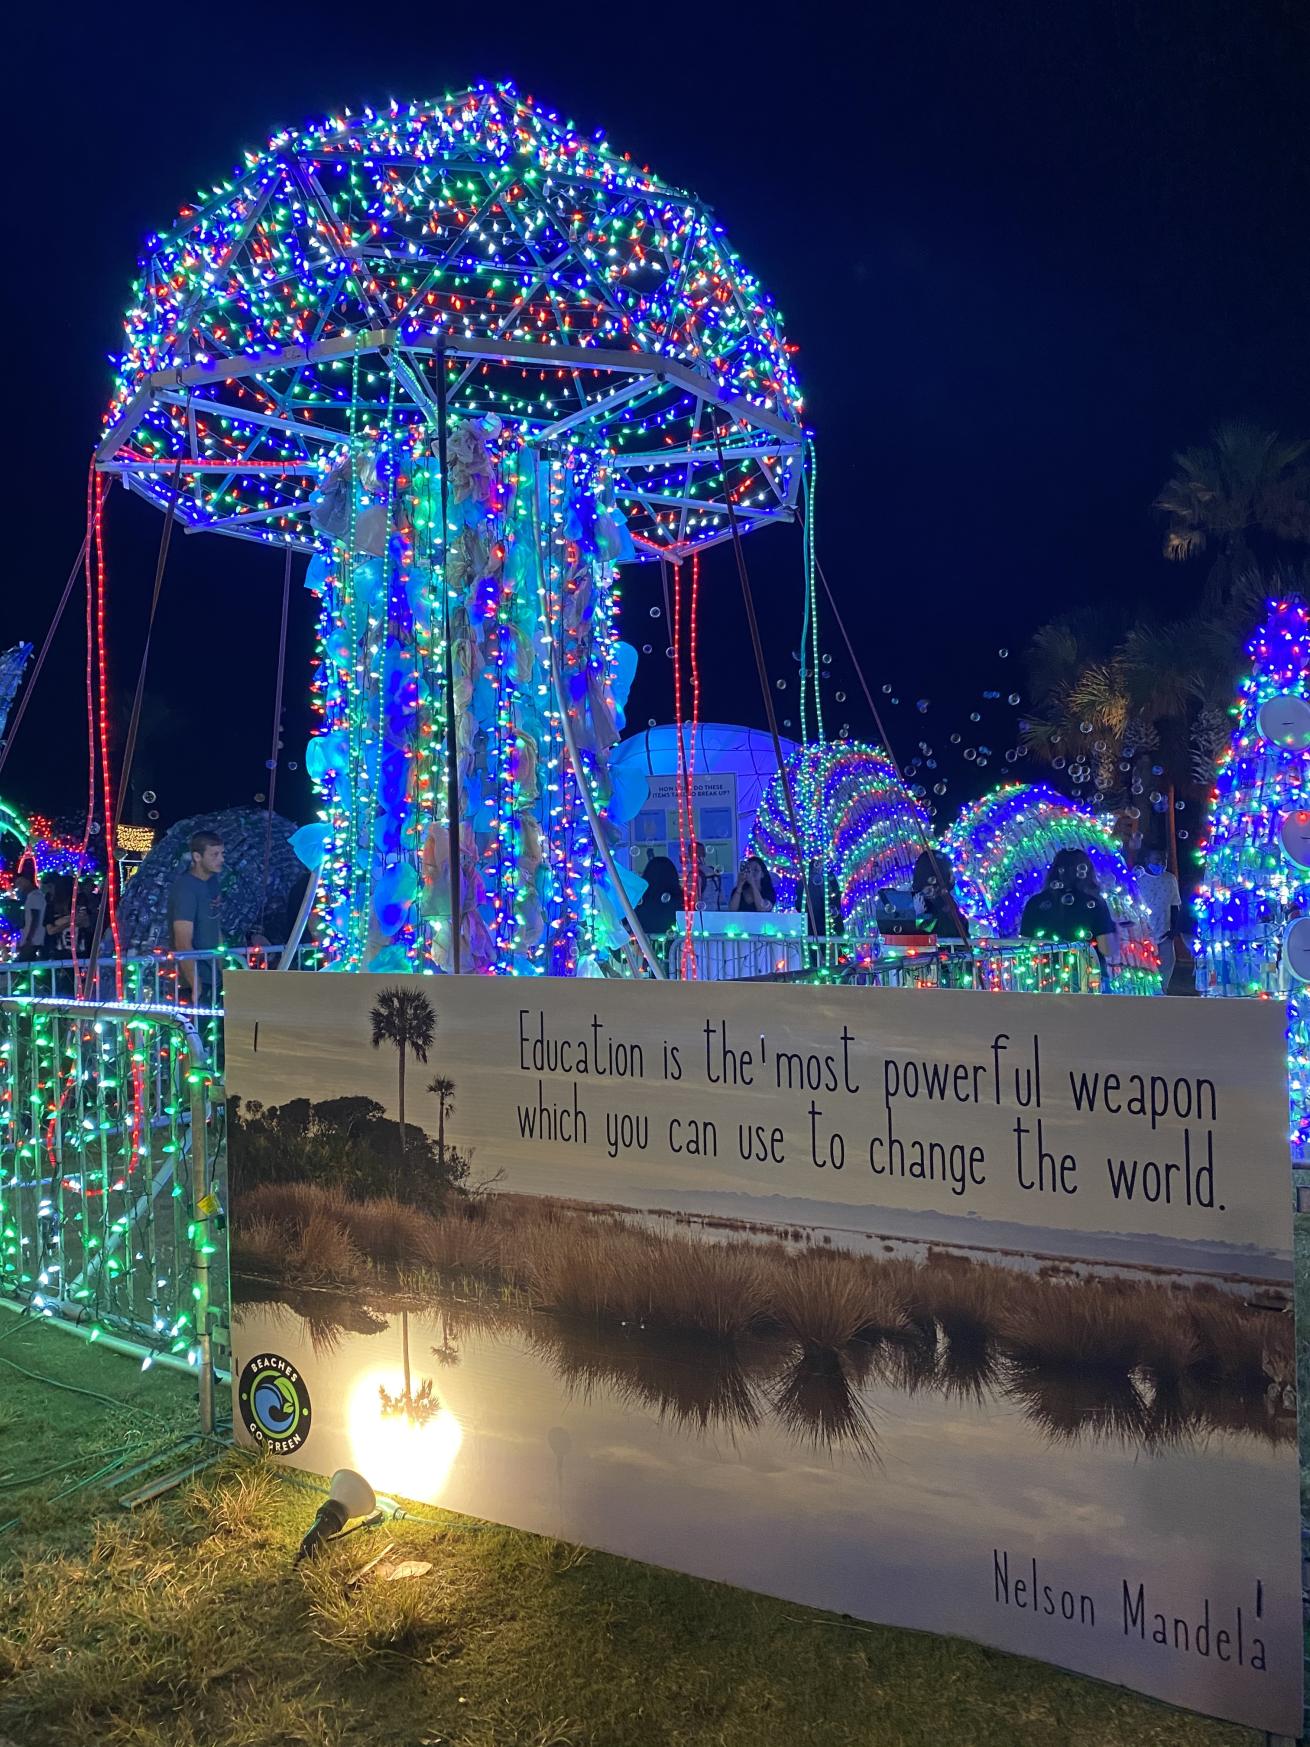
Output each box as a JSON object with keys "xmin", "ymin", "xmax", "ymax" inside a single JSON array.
[
  {"xmin": 669, "ymin": 562, "xmax": 692, "ymax": 971},
  {"xmin": 91, "ymin": 473, "xmax": 125, "ymax": 996},
  {"xmin": 73, "ymin": 461, "xmax": 99, "ymax": 992},
  {"xmin": 684, "ymin": 551, "xmax": 701, "ymax": 977}
]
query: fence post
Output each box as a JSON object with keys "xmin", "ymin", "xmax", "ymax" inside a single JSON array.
[{"xmin": 186, "ymin": 1040, "xmax": 215, "ymax": 1437}]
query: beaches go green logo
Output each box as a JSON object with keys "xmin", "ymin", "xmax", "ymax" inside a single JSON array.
[{"xmin": 238, "ymin": 1354, "xmax": 311, "ymax": 1455}]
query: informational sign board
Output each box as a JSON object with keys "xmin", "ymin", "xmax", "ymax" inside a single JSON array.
[
  {"xmin": 227, "ymin": 973, "xmax": 1300, "ymax": 1735},
  {"xmin": 629, "ymin": 772, "xmax": 738, "ymax": 905}
]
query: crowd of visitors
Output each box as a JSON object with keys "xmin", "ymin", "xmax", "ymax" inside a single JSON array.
[
  {"xmin": 3, "ymin": 812, "xmax": 1191, "ymax": 996},
  {"xmin": 631, "ymin": 832, "xmax": 1192, "ymax": 993},
  {"xmin": 9, "ymin": 868, "xmax": 97, "ymax": 965}
]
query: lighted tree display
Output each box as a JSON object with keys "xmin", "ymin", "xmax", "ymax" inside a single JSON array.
[{"xmin": 1195, "ymin": 598, "xmax": 1310, "ymax": 1152}]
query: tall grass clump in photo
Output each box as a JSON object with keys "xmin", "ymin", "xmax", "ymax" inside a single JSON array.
[
  {"xmin": 900, "ymin": 1263, "xmax": 1008, "ymax": 1347},
  {"xmin": 770, "ymin": 1253, "xmax": 907, "ymax": 1354},
  {"xmin": 1001, "ymin": 1283, "xmax": 1148, "ymax": 1375}
]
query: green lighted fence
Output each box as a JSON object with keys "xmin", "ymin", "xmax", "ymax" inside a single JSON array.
[{"xmin": 0, "ymin": 996, "xmax": 224, "ymax": 1429}]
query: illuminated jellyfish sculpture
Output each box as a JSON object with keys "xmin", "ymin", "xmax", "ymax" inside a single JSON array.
[
  {"xmin": 940, "ymin": 783, "xmax": 1158, "ymax": 979},
  {"xmin": 749, "ymin": 744, "xmax": 929, "ymax": 935},
  {"xmin": 96, "ymin": 84, "xmax": 804, "ymax": 974}
]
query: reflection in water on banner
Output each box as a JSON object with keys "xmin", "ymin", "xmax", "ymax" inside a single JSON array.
[
  {"xmin": 237, "ymin": 1285, "xmax": 1294, "ymax": 1463},
  {"xmin": 230, "ymin": 1285, "xmax": 1300, "ymax": 1732},
  {"xmin": 347, "ymin": 1366, "xmax": 464, "ymax": 1503}
]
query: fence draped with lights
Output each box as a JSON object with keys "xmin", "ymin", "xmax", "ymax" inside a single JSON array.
[{"xmin": 0, "ymin": 996, "xmax": 222, "ymax": 1428}]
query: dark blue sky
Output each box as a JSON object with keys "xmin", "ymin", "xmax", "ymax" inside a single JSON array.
[{"xmin": 10, "ymin": 0, "xmax": 1309, "ymax": 829}]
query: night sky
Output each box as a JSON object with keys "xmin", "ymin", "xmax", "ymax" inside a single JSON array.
[{"xmin": 10, "ymin": 0, "xmax": 1309, "ymax": 835}]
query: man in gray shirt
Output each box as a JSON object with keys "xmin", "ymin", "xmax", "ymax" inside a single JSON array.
[
  {"xmin": 168, "ymin": 830, "xmax": 225, "ymax": 1000},
  {"xmin": 14, "ymin": 869, "xmax": 46, "ymax": 963}
]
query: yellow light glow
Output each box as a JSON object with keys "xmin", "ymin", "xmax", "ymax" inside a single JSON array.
[{"xmin": 347, "ymin": 1368, "xmax": 464, "ymax": 1505}]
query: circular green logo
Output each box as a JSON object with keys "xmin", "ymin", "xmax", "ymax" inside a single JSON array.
[{"xmin": 238, "ymin": 1354, "xmax": 311, "ymax": 1455}]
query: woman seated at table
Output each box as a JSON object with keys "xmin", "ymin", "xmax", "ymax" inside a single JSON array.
[
  {"xmin": 910, "ymin": 850, "xmax": 970, "ymax": 943},
  {"xmin": 729, "ymin": 856, "xmax": 776, "ymax": 914}
]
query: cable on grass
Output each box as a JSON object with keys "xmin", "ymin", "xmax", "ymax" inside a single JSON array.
[
  {"xmin": 0, "ymin": 1439, "xmax": 161, "ymax": 1536},
  {"xmin": 0, "ymin": 1351, "xmax": 132, "ymax": 1409}
]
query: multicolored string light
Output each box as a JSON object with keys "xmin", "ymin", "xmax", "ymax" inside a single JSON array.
[
  {"xmin": 303, "ymin": 418, "xmax": 637, "ymax": 973},
  {"xmin": 1194, "ymin": 598, "xmax": 1309, "ymax": 1153},
  {"xmin": 750, "ymin": 744, "xmax": 928, "ymax": 934},
  {"xmin": 99, "ymin": 83, "xmax": 803, "ymax": 561},
  {"xmin": 942, "ymin": 782, "xmax": 1158, "ymax": 969},
  {"xmin": 0, "ymin": 1001, "xmax": 217, "ymax": 1368},
  {"xmin": 97, "ymin": 85, "xmax": 808, "ymax": 979}
]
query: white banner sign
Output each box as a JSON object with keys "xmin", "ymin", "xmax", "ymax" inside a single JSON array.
[{"xmin": 227, "ymin": 974, "xmax": 1299, "ymax": 1734}]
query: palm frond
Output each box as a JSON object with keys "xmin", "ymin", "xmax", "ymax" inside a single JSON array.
[{"xmin": 1156, "ymin": 420, "xmax": 1310, "ymax": 568}]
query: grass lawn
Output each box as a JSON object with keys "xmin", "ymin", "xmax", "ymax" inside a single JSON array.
[{"xmin": 0, "ymin": 1315, "xmax": 1273, "ymax": 1747}]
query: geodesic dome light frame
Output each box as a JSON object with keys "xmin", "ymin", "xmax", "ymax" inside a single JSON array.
[{"xmin": 96, "ymin": 82, "xmax": 805, "ymax": 561}]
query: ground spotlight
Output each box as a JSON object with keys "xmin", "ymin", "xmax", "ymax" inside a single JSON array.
[{"xmin": 295, "ymin": 1469, "xmax": 377, "ymax": 1564}]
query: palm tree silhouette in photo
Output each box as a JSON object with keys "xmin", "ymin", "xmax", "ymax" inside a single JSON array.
[
  {"xmin": 427, "ymin": 1074, "xmax": 456, "ymax": 1173},
  {"xmin": 369, "ymin": 986, "xmax": 437, "ymax": 1151},
  {"xmin": 378, "ymin": 1309, "xmax": 441, "ymax": 1425}
]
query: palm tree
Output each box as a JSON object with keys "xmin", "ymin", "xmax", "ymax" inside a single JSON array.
[
  {"xmin": 369, "ymin": 986, "xmax": 437, "ymax": 1150},
  {"xmin": 427, "ymin": 1074, "xmax": 456, "ymax": 1173},
  {"xmin": 1021, "ymin": 612, "xmax": 1201, "ymax": 863},
  {"xmin": 1156, "ymin": 421, "xmax": 1310, "ymax": 604},
  {"xmin": 1021, "ymin": 610, "xmax": 1142, "ymax": 798},
  {"xmin": 1022, "ymin": 579, "xmax": 1289, "ymax": 866}
]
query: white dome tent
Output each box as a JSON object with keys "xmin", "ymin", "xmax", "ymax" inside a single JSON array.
[{"xmin": 609, "ymin": 724, "xmax": 797, "ymax": 905}]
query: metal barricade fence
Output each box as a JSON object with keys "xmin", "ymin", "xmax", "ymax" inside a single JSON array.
[
  {"xmin": 653, "ymin": 931, "xmax": 1113, "ymax": 993},
  {"xmin": 836, "ymin": 941, "xmax": 1100, "ymax": 992},
  {"xmin": 0, "ymin": 994, "xmax": 225, "ymax": 1430},
  {"xmin": 0, "ymin": 946, "xmax": 326, "ymax": 1075}
]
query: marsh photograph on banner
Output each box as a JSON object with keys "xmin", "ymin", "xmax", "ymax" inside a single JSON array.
[{"xmin": 226, "ymin": 972, "xmax": 1300, "ymax": 1735}]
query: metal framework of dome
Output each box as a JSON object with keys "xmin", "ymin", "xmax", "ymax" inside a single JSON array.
[{"xmin": 95, "ymin": 82, "xmax": 805, "ymax": 560}]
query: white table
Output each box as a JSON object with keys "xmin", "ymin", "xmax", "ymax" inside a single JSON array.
[{"xmin": 670, "ymin": 910, "xmax": 807, "ymax": 980}]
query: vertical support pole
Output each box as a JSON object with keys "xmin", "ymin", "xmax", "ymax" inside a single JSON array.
[
  {"xmin": 1166, "ymin": 781, "xmax": 1180, "ymax": 878},
  {"xmin": 187, "ymin": 1041, "xmax": 214, "ymax": 1437},
  {"xmin": 436, "ymin": 332, "xmax": 462, "ymax": 973},
  {"xmin": 260, "ymin": 544, "xmax": 294, "ymax": 931}
]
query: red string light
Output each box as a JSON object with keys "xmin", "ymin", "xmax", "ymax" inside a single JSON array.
[
  {"xmin": 85, "ymin": 467, "xmax": 144, "ymax": 1163},
  {"xmin": 73, "ymin": 461, "xmax": 99, "ymax": 993},
  {"xmin": 90, "ymin": 471, "xmax": 125, "ymax": 997},
  {"xmin": 684, "ymin": 551, "xmax": 702, "ymax": 979},
  {"xmin": 670, "ymin": 560, "xmax": 693, "ymax": 973}
]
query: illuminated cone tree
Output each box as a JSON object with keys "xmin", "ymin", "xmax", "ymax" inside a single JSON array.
[{"xmin": 1195, "ymin": 598, "xmax": 1310, "ymax": 1152}]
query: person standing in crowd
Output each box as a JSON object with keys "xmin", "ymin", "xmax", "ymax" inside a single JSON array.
[
  {"xmin": 1136, "ymin": 847, "xmax": 1183, "ymax": 993},
  {"xmin": 693, "ymin": 840, "xmax": 710, "ymax": 907},
  {"xmin": 804, "ymin": 856, "xmax": 837, "ymax": 936},
  {"xmin": 13, "ymin": 868, "xmax": 46, "ymax": 963},
  {"xmin": 634, "ymin": 852, "xmax": 682, "ymax": 941},
  {"xmin": 38, "ymin": 875, "xmax": 62, "ymax": 955},
  {"xmin": 1020, "ymin": 847, "xmax": 1118, "ymax": 985},
  {"xmin": 911, "ymin": 850, "xmax": 970, "ymax": 944},
  {"xmin": 168, "ymin": 830, "xmax": 225, "ymax": 1002},
  {"xmin": 729, "ymin": 855, "xmax": 776, "ymax": 913},
  {"xmin": 41, "ymin": 875, "xmax": 71, "ymax": 957},
  {"xmin": 43, "ymin": 877, "xmax": 93, "ymax": 989}
]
